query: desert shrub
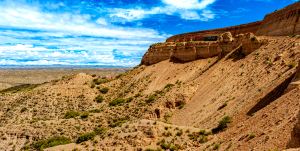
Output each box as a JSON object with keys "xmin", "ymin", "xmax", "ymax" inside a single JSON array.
[
  {"xmin": 179, "ymin": 104, "xmax": 184, "ymax": 109},
  {"xmin": 161, "ymin": 143, "xmax": 171, "ymax": 150},
  {"xmin": 126, "ymin": 97, "xmax": 134, "ymax": 103},
  {"xmin": 80, "ymin": 112, "xmax": 89, "ymax": 118},
  {"xmin": 288, "ymin": 62, "xmax": 296, "ymax": 68},
  {"xmin": 63, "ymin": 111, "xmax": 79, "ymax": 119},
  {"xmin": 250, "ymin": 134, "xmax": 256, "ymax": 138},
  {"xmin": 212, "ymin": 116, "xmax": 232, "ymax": 133},
  {"xmin": 135, "ymin": 93, "xmax": 142, "ymax": 98},
  {"xmin": 164, "ymin": 131, "xmax": 172, "ymax": 137},
  {"xmin": 94, "ymin": 95, "xmax": 104, "ymax": 103},
  {"xmin": 170, "ymin": 145, "xmax": 178, "ymax": 151},
  {"xmin": 218, "ymin": 102, "xmax": 227, "ymax": 110},
  {"xmin": 91, "ymin": 84, "xmax": 95, "ymax": 88},
  {"xmin": 156, "ymin": 147, "xmax": 162, "ymax": 151},
  {"xmin": 94, "ymin": 127, "xmax": 106, "ymax": 135},
  {"xmin": 176, "ymin": 129, "xmax": 183, "ymax": 136},
  {"xmin": 265, "ymin": 56, "xmax": 270, "ymax": 60},
  {"xmin": 199, "ymin": 135, "xmax": 208, "ymax": 143},
  {"xmin": 278, "ymin": 73, "xmax": 282, "ymax": 77},
  {"xmin": 95, "ymin": 81, "xmax": 102, "ymax": 85},
  {"xmin": 289, "ymin": 34, "xmax": 296, "ymax": 37},
  {"xmin": 165, "ymin": 84, "xmax": 175, "ymax": 89},
  {"xmin": 89, "ymin": 109, "xmax": 101, "ymax": 113},
  {"xmin": 76, "ymin": 133, "xmax": 96, "ymax": 143},
  {"xmin": 20, "ymin": 107, "xmax": 28, "ymax": 113},
  {"xmin": 268, "ymin": 62, "xmax": 273, "ymax": 65},
  {"xmin": 146, "ymin": 95, "xmax": 156, "ymax": 103},
  {"xmin": 199, "ymin": 129, "xmax": 206, "ymax": 135},
  {"xmin": 33, "ymin": 136, "xmax": 72, "ymax": 150},
  {"xmin": 110, "ymin": 120, "xmax": 126, "ymax": 127},
  {"xmin": 251, "ymin": 36, "xmax": 257, "ymax": 41},
  {"xmin": 109, "ymin": 98, "xmax": 125, "ymax": 106},
  {"xmin": 227, "ymin": 142, "xmax": 232, "ymax": 149},
  {"xmin": 92, "ymin": 74, "xmax": 96, "ymax": 77},
  {"xmin": 145, "ymin": 149, "xmax": 155, "ymax": 151},
  {"xmin": 99, "ymin": 87, "xmax": 109, "ymax": 94},
  {"xmin": 213, "ymin": 144, "xmax": 220, "ymax": 150}
]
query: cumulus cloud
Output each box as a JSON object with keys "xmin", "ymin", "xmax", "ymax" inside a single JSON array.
[
  {"xmin": 108, "ymin": 0, "xmax": 217, "ymax": 22},
  {"xmin": 0, "ymin": 1, "xmax": 169, "ymax": 66},
  {"xmin": 162, "ymin": 0, "xmax": 216, "ymax": 10}
]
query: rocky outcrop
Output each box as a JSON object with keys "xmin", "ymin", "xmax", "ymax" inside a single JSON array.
[
  {"xmin": 166, "ymin": 21, "xmax": 262, "ymax": 42},
  {"xmin": 142, "ymin": 33, "xmax": 263, "ymax": 65},
  {"xmin": 256, "ymin": 1, "xmax": 300, "ymax": 36},
  {"xmin": 167, "ymin": 2, "xmax": 300, "ymax": 42}
]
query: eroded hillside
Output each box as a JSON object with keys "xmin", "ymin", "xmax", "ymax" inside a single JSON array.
[{"xmin": 0, "ymin": 35, "xmax": 300, "ymax": 151}]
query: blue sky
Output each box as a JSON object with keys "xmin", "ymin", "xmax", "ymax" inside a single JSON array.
[{"xmin": 0, "ymin": 0, "xmax": 298, "ymax": 67}]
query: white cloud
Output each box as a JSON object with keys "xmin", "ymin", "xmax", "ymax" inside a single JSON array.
[
  {"xmin": 0, "ymin": 1, "xmax": 170, "ymax": 66},
  {"xmin": 108, "ymin": 0, "xmax": 217, "ymax": 22},
  {"xmin": 180, "ymin": 11, "xmax": 200, "ymax": 20},
  {"xmin": 95, "ymin": 17, "xmax": 108, "ymax": 25},
  {"xmin": 162, "ymin": 0, "xmax": 216, "ymax": 10}
]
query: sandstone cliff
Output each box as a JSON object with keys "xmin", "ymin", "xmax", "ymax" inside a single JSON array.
[{"xmin": 142, "ymin": 32, "xmax": 263, "ymax": 65}]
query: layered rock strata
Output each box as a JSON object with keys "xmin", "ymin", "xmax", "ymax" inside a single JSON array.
[
  {"xmin": 166, "ymin": 21, "xmax": 262, "ymax": 42},
  {"xmin": 256, "ymin": 1, "xmax": 300, "ymax": 36},
  {"xmin": 142, "ymin": 33, "xmax": 263, "ymax": 65}
]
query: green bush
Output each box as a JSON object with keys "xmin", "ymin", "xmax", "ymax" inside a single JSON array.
[
  {"xmin": 111, "ymin": 120, "xmax": 126, "ymax": 127},
  {"xmin": 76, "ymin": 133, "xmax": 96, "ymax": 143},
  {"xmin": 165, "ymin": 84, "xmax": 175, "ymax": 89},
  {"xmin": 145, "ymin": 148, "xmax": 155, "ymax": 151},
  {"xmin": 94, "ymin": 127, "xmax": 106, "ymax": 135},
  {"xmin": 268, "ymin": 62, "xmax": 273, "ymax": 65},
  {"xmin": 251, "ymin": 36, "xmax": 257, "ymax": 41},
  {"xmin": 213, "ymin": 144, "xmax": 220, "ymax": 150},
  {"xmin": 135, "ymin": 93, "xmax": 142, "ymax": 98},
  {"xmin": 250, "ymin": 134, "xmax": 256, "ymax": 138},
  {"xmin": 91, "ymin": 84, "xmax": 95, "ymax": 88},
  {"xmin": 179, "ymin": 104, "xmax": 184, "ymax": 109},
  {"xmin": 109, "ymin": 98, "xmax": 125, "ymax": 106},
  {"xmin": 199, "ymin": 135, "xmax": 208, "ymax": 143},
  {"xmin": 92, "ymin": 74, "xmax": 97, "ymax": 77},
  {"xmin": 288, "ymin": 62, "xmax": 296, "ymax": 68},
  {"xmin": 170, "ymin": 145, "xmax": 178, "ymax": 151},
  {"xmin": 146, "ymin": 95, "xmax": 156, "ymax": 103},
  {"xmin": 20, "ymin": 107, "xmax": 28, "ymax": 113},
  {"xmin": 80, "ymin": 112, "xmax": 89, "ymax": 118},
  {"xmin": 161, "ymin": 143, "xmax": 171, "ymax": 150},
  {"xmin": 99, "ymin": 87, "xmax": 109, "ymax": 94},
  {"xmin": 176, "ymin": 129, "xmax": 183, "ymax": 136},
  {"xmin": 278, "ymin": 73, "xmax": 282, "ymax": 77},
  {"xmin": 33, "ymin": 136, "xmax": 72, "ymax": 150},
  {"xmin": 63, "ymin": 111, "xmax": 79, "ymax": 119},
  {"xmin": 126, "ymin": 97, "xmax": 134, "ymax": 103},
  {"xmin": 89, "ymin": 109, "xmax": 101, "ymax": 113},
  {"xmin": 212, "ymin": 116, "xmax": 232, "ymax": 133},
  {"xmin": 289, "ymin": 34, "xmax": 296, "ymax": 37},
  {"xmin": 94, "ymin": 95, "xmax": 104, "ymax": 103}
]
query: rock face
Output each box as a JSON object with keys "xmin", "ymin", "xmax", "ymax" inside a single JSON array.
[
  {"xmin": 141, "ymin": 33, "xmax": 262, "ymax": 65},
  {"xmin": 167, "ymin": 2, "xmax": 300, "ymax": 42},
  {"xmin": 256, "ymin": 1, "xmax": 300, "ymax": 36},
  {"xmin": 166, "ymin": 21, "xmax": 262, "ymax": 42}
]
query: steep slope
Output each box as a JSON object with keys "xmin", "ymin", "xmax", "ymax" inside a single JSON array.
[{"xmin": 1, "ymin": 36, "xmax": 300, "ymax": 151}]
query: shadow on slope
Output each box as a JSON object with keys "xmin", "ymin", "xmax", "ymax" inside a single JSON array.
[{"xmin": 246, "ymin": 73, "xmax": 295, "ymax": 116}]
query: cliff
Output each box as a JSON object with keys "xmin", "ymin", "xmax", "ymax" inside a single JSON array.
[
  {"xmin": 166, "ymin": 21, "xmax": 262, "ymax": 42},
  {"xmin": 256, "ymin": 1, "xmax": 300, "ymax": 36},
  {"xmin": 142, "ymin": 1, "xmax": 300, "ymax": 65},
  {"xmin": 142, "ymin": 32, "xmax": 263, "ymax": 65}
]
